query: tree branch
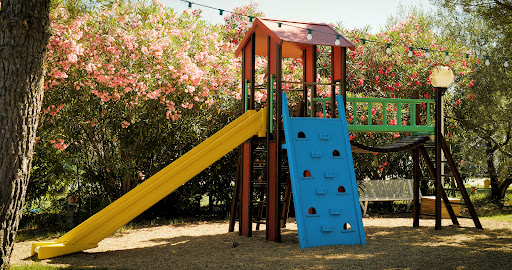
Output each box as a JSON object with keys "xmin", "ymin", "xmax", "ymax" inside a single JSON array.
[
  {"xmin": 489, "ymin": 135, "xmax": 512, "ymax": 158},
  {"xmin": 494, "ymin": 0, "xmax": 512, "ymax": 12}
]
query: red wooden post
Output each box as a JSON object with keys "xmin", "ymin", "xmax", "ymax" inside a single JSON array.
[
  {"xmin": 304, "ymin": 45, "xmax": 317, "ymax": 116},
  {"xmin": 266, "ymin": 141, "xmax": 280, "ymax": 241},
  {"xmin": 240, "ymin": 142, "xmax": 252, "ymax": 237}
]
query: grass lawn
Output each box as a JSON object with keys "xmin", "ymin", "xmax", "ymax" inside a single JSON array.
[{"xmin": 483, "ymin": 214, "xmax": 512, "ymax": 222}]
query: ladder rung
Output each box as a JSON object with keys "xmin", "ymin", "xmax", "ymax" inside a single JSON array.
[
  {"xmin": 281, "ymin": 88, "xmax": 303, "ymax": 92},
  {"xmin": 449, "ymin": 202, "xmax": 467, "ymax": 206},
  {"xmin": 455, "ymin": 215, "xmax": 474, "ymax": 219},
  {"xmin": 419, "ymin": 212, "xmax": 473, "ymax": 220},
  {"xmin": 251, "ymin": 201, "xmax": 266, "ymax": 204},
  {"xmin": 252, "ymin": 220, "xmax": 266, "ymax": 224},
  {"xmin": 252, "ymin": 182, "xmax": 266, "ymax": 187},
  {"xmin": 443, "ymin": 188, "xmax": 460, "ymax": 191},
  {"xmin": 419, "ymin": 177, "xmax": 435, "ymax": 181},
  {"xmin": 441, "ymin": 174, "xmax": 454, "ymax": 177}
]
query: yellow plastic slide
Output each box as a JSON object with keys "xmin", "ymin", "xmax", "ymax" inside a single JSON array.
[{"xmin": 31, "ymin": 109, "xmax": 266, "ymax": 259}]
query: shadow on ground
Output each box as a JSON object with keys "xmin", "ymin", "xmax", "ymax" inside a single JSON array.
[{"xmin": 21, "ymin": 222, "xmax": 512, "ymax": 269}]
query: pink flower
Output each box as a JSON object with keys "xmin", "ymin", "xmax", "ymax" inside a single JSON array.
[{"xmin": 121, "ymin": 121, "xmax": 130, "ymax": 128}]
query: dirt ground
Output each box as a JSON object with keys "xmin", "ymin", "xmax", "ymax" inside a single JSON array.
[{"xmin": 11, "ymin": 217, "xmax": 512, "ymax": 269}]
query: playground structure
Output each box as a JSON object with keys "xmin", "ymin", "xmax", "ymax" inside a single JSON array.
[
  {"xmin": 30, "ymin": 17, "xmax": 483, "ymax": 259},
  {"xmin": 228, "ymin": 18, "xmax": 482, "ymax": 244}
]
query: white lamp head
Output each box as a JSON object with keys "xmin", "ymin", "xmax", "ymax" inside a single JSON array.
[{"xmin": 429, "ymin": 66, "xmax": 454, "ymax": 88}]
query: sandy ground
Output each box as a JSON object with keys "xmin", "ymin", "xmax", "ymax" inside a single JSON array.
[{"xmin": 11, "ymin": 217, "xmax": 512, "ymax": 269}]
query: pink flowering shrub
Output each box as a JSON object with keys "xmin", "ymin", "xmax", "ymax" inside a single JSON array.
[
  {"xmin": 333, "ymin": 16, "xmax": 476, "ymax": 180},
  {"xmin": 36, "ymin": 1, "xmax": 242, "ymax": 198}
]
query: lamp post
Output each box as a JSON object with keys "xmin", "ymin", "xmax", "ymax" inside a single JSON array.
[{"xmin": 429, "ymin": 66, "xmax": 454, "ymax": 230}]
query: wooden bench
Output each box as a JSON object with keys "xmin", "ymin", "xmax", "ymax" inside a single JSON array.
[{"xmin": 359, "ymin": 179, "xmax": 418, "ymax": 216}]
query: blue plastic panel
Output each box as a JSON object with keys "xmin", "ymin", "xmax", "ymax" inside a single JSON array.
[{"xmin": 282, "ymin": 93, "xmax": 366, "ymax": 249}]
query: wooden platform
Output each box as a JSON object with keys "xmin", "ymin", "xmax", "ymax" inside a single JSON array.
[{"xmin": 421, "ymin": 196, "xmax": 460, "ymax": 219}]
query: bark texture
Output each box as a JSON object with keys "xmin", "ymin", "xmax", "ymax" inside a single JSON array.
[{"xmin": 0, "ymin": 1, "xmax": 50, "ymax": 269}]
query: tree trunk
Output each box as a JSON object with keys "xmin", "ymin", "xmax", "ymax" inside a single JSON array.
[
  {"xmin": 499, "ymin": 177, "xmax": 512, "ymax": 202},
  {"xmin": 0, "ymin": 1, "xmax": 50, "ymax": 269},
  {"xmin": 485, "ymin": 142, "xmax": 502, "ymax": 203}
]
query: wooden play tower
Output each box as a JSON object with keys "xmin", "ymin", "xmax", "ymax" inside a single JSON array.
[{"xmin": 228, "ymin": 18, "xmax": 482, "ymax": 243}]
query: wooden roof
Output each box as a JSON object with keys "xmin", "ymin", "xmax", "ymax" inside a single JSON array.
[{"xmin": 235, "ymin": 18, "xmax": 355, "ymax": 58}]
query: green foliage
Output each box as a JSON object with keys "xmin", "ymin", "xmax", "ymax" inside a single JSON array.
[
  {"xmin": 432, "ymin": 1, "xmax": 512, "ymax": 202},
  {"xmin": 433, "ymin": 0, "xmax": 512, "ymax": 39},
  {"xmin": 26, "ymin": 1, "xmax": 242, "ymax": 227}
]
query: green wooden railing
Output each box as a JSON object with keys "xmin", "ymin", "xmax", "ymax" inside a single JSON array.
[
  {"xmin": 246, "ymin": 77, "xmax": 434, "ymax": 134},
  {"xmin": 312, "ymin": 97, "xmax": 435, "ymax": 134}
]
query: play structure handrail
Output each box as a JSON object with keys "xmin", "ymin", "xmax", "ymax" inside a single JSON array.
[{"xmin": 311, "ymin": 97, "xmax": 435, "ymax": 134}]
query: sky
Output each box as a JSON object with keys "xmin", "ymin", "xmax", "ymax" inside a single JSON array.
[{"xmin": 159, "ymin": 0, "xmax": 435, "ymax": 32}]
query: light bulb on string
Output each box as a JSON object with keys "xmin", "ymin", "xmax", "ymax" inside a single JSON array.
[
  {"xmin": 408, "ymin": 47, "xmax": 414, "ymax": 57},
  {"xmin": 424, "ymin": 49, "xmax": 430, "ymax": 58},
  {"xmin": 247, "ymin": 16, "xmax": 253, "ymax": 28},
  {"xmin": 485, "ymin": 56, "xmax": 490, "ymax": 66},
  {"xmin": 335, "ymin": 35, "xmax": 340, "ymax": 46},
  {"xmin": 278, "ymin": 22, "xmax": 282, "ymax": 27},
  {"xmin": 186, "ymin": 1, "xmax": 192, "ymax": 13},
  {"xmin": 505, "ymin": 58, "xmax": 509, "ymax": 67},
  {"xmin": 219, "ymin": 9, "xmax": 223, "ymax": 16},
  {"xmin": 307, "ymin": 29, "xmax": 312, "ymax": 40},
  {"xmin": 385, "ymin": 43, "xmax": 391, "ymax": 54},
  {"xmin": 445, "ymin": 52, "xmax": 450, "ymax": 62}
]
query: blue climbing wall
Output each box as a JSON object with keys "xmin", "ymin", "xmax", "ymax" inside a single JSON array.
[{"xmin": 282, "ymin": 93, "xmax": 366, "ymax": 249}]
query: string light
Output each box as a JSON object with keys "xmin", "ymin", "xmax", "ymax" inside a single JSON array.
[
  {"xmin": 485, "ymin": 56, "xmax": 490, "ymax": 66},
  {"xmin": 247, "ymin": 16, "xmax": 253, "ymax": 28},
  {"xmin": 386, "ymin": 43, "xmax": 391, "ymax": 54},
  {"xmin": 179, "ymin": 1, "xmax": 512, "ymax": 63},
  {"xmin": 278, "ymin": 22, "xmax": 282, "ymax": 27}
]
